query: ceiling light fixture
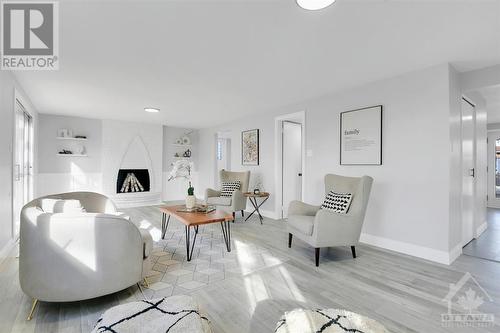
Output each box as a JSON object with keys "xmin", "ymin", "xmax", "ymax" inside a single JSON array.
[
  {"xmin": 144, "ymin": 107, "xmax": 160, "ymax": 113},
  {"xmin": 297, "ymin": 0, "xmax": 336, "ymax": 11}
]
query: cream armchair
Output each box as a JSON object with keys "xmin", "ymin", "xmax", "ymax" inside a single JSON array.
[
  {"xmin": 19, "ymin": 192, "xmax": 152, "ymax": 319},
  {"xmin": 205, "ymin": 169, "xmax": 250, "ymax": 219},
  {"xmin": 287, "ymin": 174, "xmax": 373, "ymax": 266}
]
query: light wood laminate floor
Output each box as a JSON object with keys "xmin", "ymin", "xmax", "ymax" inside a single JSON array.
[
  {"xmin": 463, "ymin": 208, "xmax": 500, "ymax": 262},
  {"xmin": 1, "ymin": 204, "xmax": 500, "ymax": 332}
]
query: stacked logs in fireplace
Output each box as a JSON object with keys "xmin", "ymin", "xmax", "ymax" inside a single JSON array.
[
  {"xmin": 120, "ymin": 173, "xmax": 144, "ymax": 193},
  {"xmin": 116, "ymin": 169, "xmax": 150, "ymax": 193}
]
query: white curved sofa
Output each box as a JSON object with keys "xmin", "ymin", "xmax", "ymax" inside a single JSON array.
[{"xmin": 19, "ymin": 192, "xmax": 152, "ymax": 304}]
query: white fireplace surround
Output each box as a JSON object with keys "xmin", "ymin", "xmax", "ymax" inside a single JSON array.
[{"xmin": 101, "ymin": 120, "xmax": 163, "ymax": 208}]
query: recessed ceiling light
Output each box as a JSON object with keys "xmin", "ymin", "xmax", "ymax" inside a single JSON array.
[
  {"xmin": 144, "ymin": 107, "xmax": 160, "ymax": 113},
  {"xmin": 297, "ymin": 0, "xmax": 336, "ymax": 11}
]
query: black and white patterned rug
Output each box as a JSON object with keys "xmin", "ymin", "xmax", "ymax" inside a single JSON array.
[{"xmin": 92, "ymin": 295, "xmax": 211, "ymax": 333}]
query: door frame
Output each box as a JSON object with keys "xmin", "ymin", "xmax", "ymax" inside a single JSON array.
[
  {"xmin": 274, "ymin": 111, "xmax": 306, "ymax": 219},
  {"xmin": 487, "ymin": 129, "xmax": 500, "ymax": 209},
  {"xmin": 12, "ymin": 90, "xmax": 35, "ymax": 239},
  {"xmin": 461, "ymin": 96, "xmax": 476, "ymax": 246}
]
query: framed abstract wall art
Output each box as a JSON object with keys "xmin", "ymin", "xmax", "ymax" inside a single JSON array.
[{"xmin": 242, "ymin": 129, "xmax": 259, "ymax": 165}]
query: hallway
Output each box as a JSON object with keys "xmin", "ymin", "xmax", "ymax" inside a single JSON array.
[{"xmin": 463, "ymin": 208, "xmax": 500, "ymax": 262}]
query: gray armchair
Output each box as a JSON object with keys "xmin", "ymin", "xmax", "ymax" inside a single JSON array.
[
  {"xmin": 205, "ymin": 169, "xmax": 250, "ymax": 219},
  {"xmin": 287, "ymin": 174, "xmax": 373, "ymax": 266}
]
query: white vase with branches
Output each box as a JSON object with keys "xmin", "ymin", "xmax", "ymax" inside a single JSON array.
[{"xmin": 168, "ymin": 160, "xmax": 196, "ymax": 208}]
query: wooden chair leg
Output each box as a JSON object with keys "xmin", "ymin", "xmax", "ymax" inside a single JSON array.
[
  {"xmin": 351, "ymin": 246, "xmax": 356, "ymax": 259},
  {"xmin": 315, "ymin": 248, "xmax": 320, "ymax": 267},
  {"xmin": 288, "ymin": 233, "xmax": 293, "ymax": 248}
]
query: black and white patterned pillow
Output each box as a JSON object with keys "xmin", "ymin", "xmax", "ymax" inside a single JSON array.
[
  {"xmin": 221, "ymin": 181, "xmax": 241, "ymax": 197},
  {"xmin": 321, "ymin": 191, "xmax": 353, "ymax": 214}
]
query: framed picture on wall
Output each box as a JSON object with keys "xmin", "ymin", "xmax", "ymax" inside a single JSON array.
[
  {"xmin": 242, "ymin": 129, "xmax": 259, "ymax": 165},
  {"xmin": 340, "ymin": 105, "xmax": 383, "ymax": 165}
]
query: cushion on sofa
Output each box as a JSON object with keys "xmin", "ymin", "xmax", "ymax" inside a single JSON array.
[
  {"xmin": 40, "ymin": 198, "xmax": 86, "ymax": 213},
  {"xmin": 287, "ymin": 215, "xmax": 314, "ymax": 236},
  {"xmin": 207, "ymin": 196, "xmax": 232, "ymax": 206}
]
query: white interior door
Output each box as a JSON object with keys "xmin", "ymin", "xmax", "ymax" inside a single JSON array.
[
  {"xmin": 13, "ymin": 101, "xmax": 33, "ymax": 238},
  {"xmin": 282, "ymin": 121, "xmax": 302, "ymax": 218},
  {"xmin": 461, "ymin": 98, "xmax": 475, "ymax": 246},
  {"xmin": 487, "ymin": 130, "xmax": 500, "ymax": 208}
]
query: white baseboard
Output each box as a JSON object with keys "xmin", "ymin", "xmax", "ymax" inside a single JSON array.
[
  {"xmin": 360, "ymin": 233, "xmax": 460, "ymax": 265},
  {"xmin": 244, "ymin": 208, "xmax": 279, "ymax": 220},
  {"xmin": 0, "ymin": 238, "xmax": 17, "ymax": 265},
  {"xmin": 476, "ymin": 221, "xmax": 488, "ymax": 237}
]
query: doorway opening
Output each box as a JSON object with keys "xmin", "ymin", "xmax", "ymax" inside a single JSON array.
[
  {"xmin": 275, "ymin": 111, "xmax": 305, "ymax": 219},
  {"xmin": 215, "ymin": 131, "xmax": 232, "ymax": 185},
  {"xmin": 13, "ymin": 99, "xmax": 34, "ymax": 238}
]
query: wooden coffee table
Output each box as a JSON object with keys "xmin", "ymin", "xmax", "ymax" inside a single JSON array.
[{"xmin": 159, "ymin": 205, "xmax": 234, "ymax": 261}]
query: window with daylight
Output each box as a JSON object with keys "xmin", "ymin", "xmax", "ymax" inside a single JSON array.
[{"xmin": 217, "ymin": 139, "xmax": 223, "ymax": 161}]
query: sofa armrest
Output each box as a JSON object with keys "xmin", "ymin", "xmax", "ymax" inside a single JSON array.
[
  {"xmin": 231, "ymin": 189, "xmax": 247, "ymax": 211},
  {"xmin": 288, "ymin": 200, "xmax": 320, "ymax": 216},
  {"xmin": 205, "ymin": 188, "xmax": 221, "ymax": 200},
  {"xmin": 19, "ymin": 212, "xmax": 144, "ymax": 302}
]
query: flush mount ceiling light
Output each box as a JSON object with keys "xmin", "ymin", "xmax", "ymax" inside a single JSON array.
[
  {"xmin": 144, "ymin": 107, "xmax": 160, "ymax": 113},
  {"xmin": 297, "ymin": 0, "xmax": 336, "ymax": 10}
]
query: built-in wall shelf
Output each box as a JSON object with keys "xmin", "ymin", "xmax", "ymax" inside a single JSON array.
[
  {"xmin": 56, "ymin": 137, "xmax": 88, "ymax": 141},
  {"xmin": 171, "ymin": 144, "xmax": 192, "ymax": 147},
  {"xmin": 173, "ymin": 156, "xmax": 191, "ymax": 160},
  {"xmin": 56, "ymin": 154, "xmax": 88, "ymax": 157}
]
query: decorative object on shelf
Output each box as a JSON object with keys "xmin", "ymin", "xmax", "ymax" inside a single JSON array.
[
  {"xmin": 183, "ymin": 149, "xmax": 192, "ymax": 158},
  {"xmin": 174, "ymin": 152, "xmax": 180, "ymax": 157},
  {"xmin": 340, "ymin": 105, "xmax": 383, "ymax": 165},
  {"xmin": 58, "ymin": 149, "xmax": 73, "ymax": 154},
  {"xmin": 168, "ymin": 159, "xmax": 195, "ymax": 208},
  {"xmin": 57, "ymin": 128, "xmax": 69, "ymax": 137},
  {"xmin": 181, "ymin": 135, "xmax": 191, "ymax": 145},
  {"xmin": 75, "ymin": 145, "xmax": 86, "ymax": 155},
  {"xmin": 75, "ymin": 135, "xmax": 87, "ymax": 139},
  {"xmin": 242, "ymin": 129, "xmax": 259, "ymax": 165},
  {"xmin": 175, "ymin": 138, "xmax": 183, "ymax": 145}
]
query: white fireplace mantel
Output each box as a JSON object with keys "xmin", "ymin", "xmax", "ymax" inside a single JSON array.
[{"xmin": 101, "ymin": 120, "xmax": 163, "ymax": 208}]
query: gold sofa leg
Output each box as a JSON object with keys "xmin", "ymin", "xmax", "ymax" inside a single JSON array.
[
  {"xmin": 27, "ymin": 299, "xmax": 38, "ymax": 321},
  {"xmin": 142, "ymin": 277, "xmax": 149, "ymax": 288}
]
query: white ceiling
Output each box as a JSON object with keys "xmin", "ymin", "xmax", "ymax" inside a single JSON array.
[
  {"xmin": 475, "ymin": 85, "xmax": 500, "ymax": 124},
  {"xmin": 13, "ymin": 0, "xmax": 500, "ymax": 128}
]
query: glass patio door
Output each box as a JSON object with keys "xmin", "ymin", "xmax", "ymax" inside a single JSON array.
[{"xmin": 12, "ymin": 100, "xmax": 33, "ymax": 238}]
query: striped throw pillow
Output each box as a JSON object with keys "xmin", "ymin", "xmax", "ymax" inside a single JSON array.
[{"xmin": 221, "ymin": 181, "xmax": 241, "ymax": 197}]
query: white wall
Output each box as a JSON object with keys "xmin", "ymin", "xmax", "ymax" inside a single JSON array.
[
  {"xmin": 198, "ymin": 64, "xmax": 460, "ymax": 264},
  {"xmin": 0, "ymin": 71, "xmax": 38, "ymax": 258},
  {"xmin": 37, "ymin": 115, "xmax": 102, "ymax": 196}
]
